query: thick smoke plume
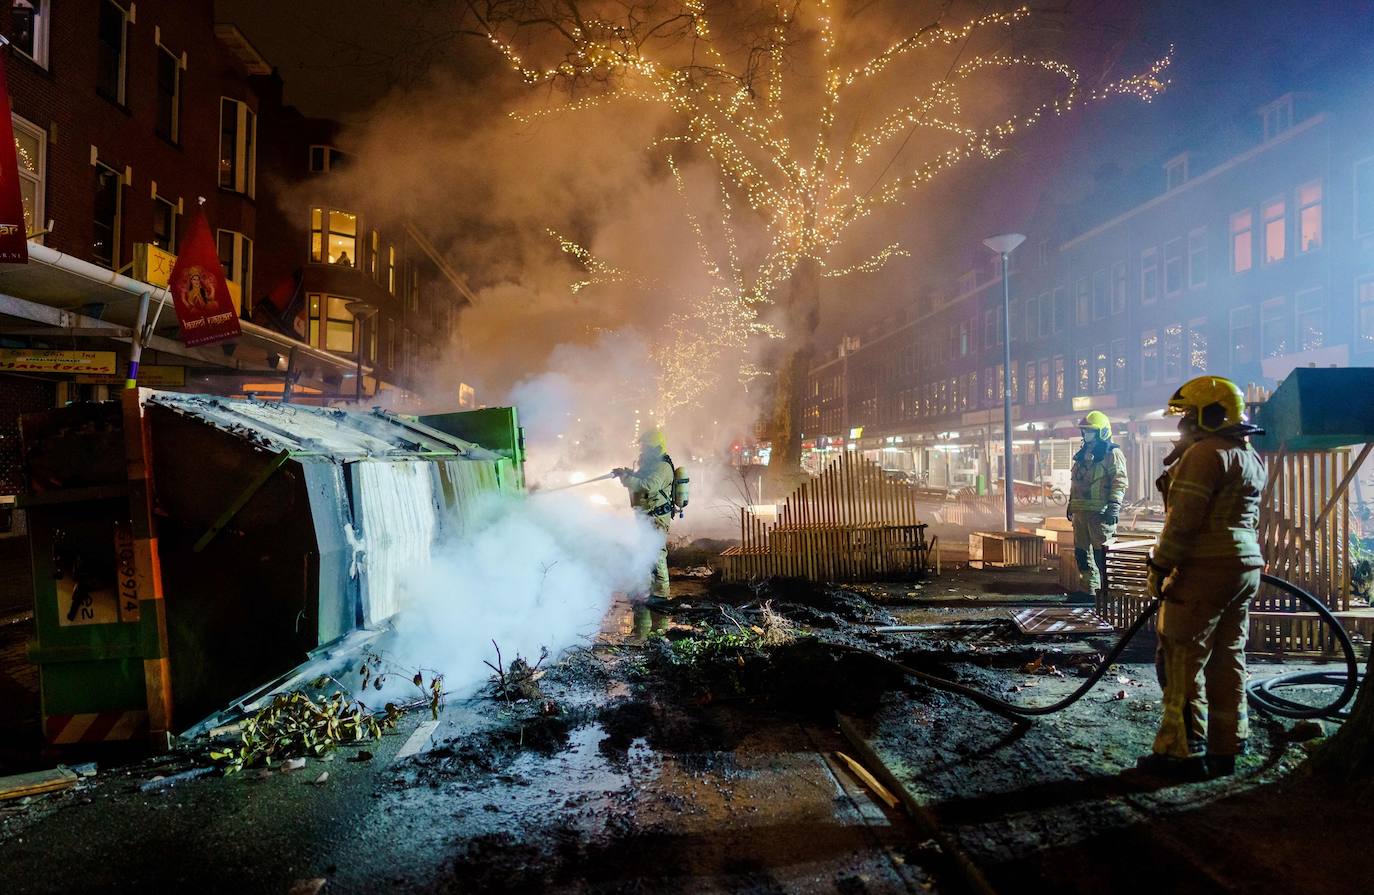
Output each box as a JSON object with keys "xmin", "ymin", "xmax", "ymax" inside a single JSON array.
[{"xmin": 381, "ymin": 490, "xmax": 664, "ymax": 699}]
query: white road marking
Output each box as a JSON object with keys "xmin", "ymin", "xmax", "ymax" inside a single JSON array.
[{"xmin": 393, "ymin": 719, "xmax": 439, "ymax": 763}]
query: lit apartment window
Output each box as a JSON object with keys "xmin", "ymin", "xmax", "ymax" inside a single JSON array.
[
  {"xmin": 1075, "ymin": 350, "xmax": 1089, "ymax": 395},
  {"xmin": 1230, "ymin": 306, "xmax": 1256, "ymax": 368},
  {"xmin": 1187, "ymin": 228, "xmax": 1206, "ymax": 288},
  {"xmin": 308, "ymin": 294, "xmax": 357, "ymax": 353},
  {"xmin": 309, "ymin": 207, "xmax": 357, "ymax": 266},
  {"xmin": 1025, "ymin": 362, "xmax": 1037, "ymax": 406},
  {"xmin": 1111, "ymin": 339, "xmax": 1127, "ymax": 392},
  {"xmin": 217, "ymin": 230, "xmax": 253, "ymax": 302},
  {"xmin": 1298, "ymin": 181, "xmax": 1322, "ymax": 252},
  {"xmin": 1110, "ymin": 262, "xmax": 1126, "ymax": 314},
  {"xmin": 367, "ymin": 230, "xmax": 379, "ymax": 279},
  {"xmin": 92, "ymin": 162, "xmax": 123, "ymax": 268},
  {"xmin": 1093, "ymin": 344, "xmax": 1108, "ymax": 394},
  {"xmin": 96, "ymin": 1, "xmax": 128, "ymax": 104},
  {"xmin": 984, "ymin": 367, "xmax": 994, "ymax": 404},
  {"xmin": 1187, "ymin": 319, "xmax": 1208, "ymax": 374},
  {"xmin": 1140, "ymin": 247, "xmax": 1159, "ymax": 303},
  {"xmin": 1359, "ymin": 278, "xmax": 1374, "ymax": 352},
  {"xmin": 11, "ymin": 0, "xmax": 50, "ymax": 67},
  {"xmin": 1260, "ymin": 297, "xmax": 1289, "ymax": 357},
  {"xmin": 156, "ymin": 46, "xmax": 182, "ymax": 143},
  {"xmin": 1040, "ymin": 359, "xmax": 1050, "ymax": 403},
  {"xmin": 308, "ymin": 145, "xmax": 353, "ymax": 173},
  {"xmin": 1357, "ymin": 159, "xmax": 1374, "ymax": 238},
  {"xmin": 1074, "ymin": 277, "xmax": 1089, "ymax": 325},
  {"xmin": 1141, "ymin": 330, "xmax": 1159, "ymax": 385},
  {"xmin": 1163, "ymin": 323, "xmax": 1183, "ymax": 381},
  {"xmin": 1230, "ymin": 211, "xmax": 1253, "ymax": 273},
  {"xmin": 387, "ymin": 246, "xmax": 396, "ymax": 294},
  {"xmin": 1295, "ymin": 288, "xmax": 1325, "ymax": 351},
  {"xmin": 1163, "ymin": 238, "xmax": 1184, "ymax": 295},
  {"xmin": 12, "ymin": 115, "xmax": 44, "ymax": 237},
  {"xmin": 1092, "ymin": 269, "xmax": 1107, "ymax": 320},
  {"xmin": 1262, "ymin": 198, "xmax": 1286, "ymax": 264},
  {"xmin": 218, "ymin": 98, "xmax": 257, "ymax": 196},
  {"xmin": 1053, "ymin": 355, "xmax": 1065, "ymax": 401},
  {"xmin": 152, "ymin": 195, "xmax": 179, "ymax": 252}
]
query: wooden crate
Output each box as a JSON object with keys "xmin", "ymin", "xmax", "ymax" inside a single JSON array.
[{"xmin": 968, "ymin": 531, "xmax": 1044, "ymax": 569}]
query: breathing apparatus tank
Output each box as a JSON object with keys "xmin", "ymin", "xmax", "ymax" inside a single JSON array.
[{"xmin": 671, "ymin": 465, "xmax": 690, "ymax": 518}]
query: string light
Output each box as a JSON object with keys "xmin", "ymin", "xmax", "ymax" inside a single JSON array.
[{"xmin": 488, "ymin": 2, "xmax": 1173, "ymax": 417}]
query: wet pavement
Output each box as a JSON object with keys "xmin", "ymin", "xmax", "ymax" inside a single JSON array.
[{"xmin": 1, "ymin": 570, "xmax": 1364, "ymax": 895}]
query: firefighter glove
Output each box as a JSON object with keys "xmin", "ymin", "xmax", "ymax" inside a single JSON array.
[
  {"xmin": 1101, "ymin": 503, "xmax": 1120, "ymax": 526},
  {"xmin": 1145, "ymin": 557, "xmax": 1167, "ymax": 600}
]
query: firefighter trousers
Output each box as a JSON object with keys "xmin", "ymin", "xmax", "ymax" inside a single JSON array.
[
  {"xmin": 1152, "ymin": 562, "xmax": 1260, "ymax": 759},
  {"xmin": 650, "ymin": 513, "xmax": 671, "ymax": 598},
  {"xmin": 1072, "ymin": 514, "xmax": 1114, "ymax": 594}
]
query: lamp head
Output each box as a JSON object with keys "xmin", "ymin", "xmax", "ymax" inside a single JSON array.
[{"xmin": 982, "ymin": 233, "xmax": 1026, "ymax": 255}]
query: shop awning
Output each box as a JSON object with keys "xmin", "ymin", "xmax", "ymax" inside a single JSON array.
[{"xmin": 0, "ymin": 244, "xmax": 368, "ymax": 385}]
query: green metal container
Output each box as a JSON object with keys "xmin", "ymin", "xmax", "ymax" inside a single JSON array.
[{"xmin": 20, "ymin": 403, "xmax": 152, "ymax": 745}]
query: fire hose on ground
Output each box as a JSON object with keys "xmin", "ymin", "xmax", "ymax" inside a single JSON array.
[{"xmin": 843, "ymin": 573, "xmax": 1361, "ymax": 722}]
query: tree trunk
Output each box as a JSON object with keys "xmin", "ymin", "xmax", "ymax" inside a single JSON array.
[
  {"xmin": 1309, "ymin": 649, "xmax": 1374, "ymax": 782},
  {"xmin": 762, "ymin": 258, "xmax": 821, "ymax": 501}
]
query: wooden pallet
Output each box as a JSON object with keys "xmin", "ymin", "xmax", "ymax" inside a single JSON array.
[
  {"xmin": 1257, "ymin": 445, "xmax": 1370, "ymax": 612},
  {"xmin": 720, "ymin": 453, "xmax": 930, "ymax": 583}
]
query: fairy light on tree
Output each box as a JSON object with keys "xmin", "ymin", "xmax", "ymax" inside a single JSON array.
[{"xmin": 475, "ymin": 0, "xmax": 1171, "ymax": 489}]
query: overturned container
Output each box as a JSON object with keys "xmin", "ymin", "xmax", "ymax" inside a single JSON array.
[{"xmin": 21, "ymin": 392, "xmax": 522, "ymax": 746}]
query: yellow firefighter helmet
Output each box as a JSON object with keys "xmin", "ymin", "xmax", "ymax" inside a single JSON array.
[
  {"xmin": 1167, "ymin": 376, "xmax": 1246, "ymax": 431},
  {"xmin": 638, "ymin": 428, "xmax": 668, "ymax": 453},
  {"xmin": 1077, "ymin": 410, "xmax": 1112, "ymax": 440}
]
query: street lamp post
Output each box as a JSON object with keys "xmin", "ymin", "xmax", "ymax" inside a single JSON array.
[{"xmin": 983, "ymin": 233, "xmax": 1026, "ymax": 532}]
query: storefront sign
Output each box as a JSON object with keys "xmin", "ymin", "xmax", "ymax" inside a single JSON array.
[
  {"xmin": 133, "ymin": 242, "xmax": 177, "ymax": 288},
  {"xmin": 0, "ymin": 349, "xmax": 117, "ymax": 374},
  {"xmin": 75, "ymin": 363, "xmax": 186, "ymax": 388},
  {"xmin": 0, "ymin": 55, "xmax": 29, "ymax": 263},
  {"xmin": 169, "ymin": 212, "xmax": 241, "ymax": 347}
]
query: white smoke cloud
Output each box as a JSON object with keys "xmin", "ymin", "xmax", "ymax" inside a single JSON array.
[{"xmin": 382, "ymin": 490, "xmax": 663, "ymax": 698}]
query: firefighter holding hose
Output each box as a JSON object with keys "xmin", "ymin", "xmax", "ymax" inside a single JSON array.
[
  {"xmin": 1140, "ymin": 376, "xmax": 1266, "ymax": 780},
  {"xmin": 1067, "ymin": 410, "xmax": 1127, "ymax": 603},
  {"xmin": 613, "ymin": 429, "xmax": 677, "ymax": 603}
]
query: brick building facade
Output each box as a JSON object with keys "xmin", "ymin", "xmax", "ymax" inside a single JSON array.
[{"xmin": 802, "ymin": 70, "xmax": 1374, "ymax": 500}]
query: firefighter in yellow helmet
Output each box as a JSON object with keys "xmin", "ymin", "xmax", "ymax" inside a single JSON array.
[
  {"xmin": 613, "ymin": 428, "xmax": 675, "ymax": 604},
  {"xmin": 1139, "ymin": 375, "xmax": 1266, "ymax": 781},
  {"xmin": 1067, "ymin": 410, "xmax": 1127, "ymax": 603}
]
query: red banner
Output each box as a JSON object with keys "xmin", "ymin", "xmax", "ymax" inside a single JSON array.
[
  {"xmin": 169, "ymin": 211, "xmax": 241, "ymax": 347},
  {"xmin": 0, "ymin": 49, "xmax": 30, "ymax": 263}
]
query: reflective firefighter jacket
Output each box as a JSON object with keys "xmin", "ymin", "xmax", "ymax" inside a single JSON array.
[
  {"xmin": 1153, "ymin": 434, "xmax": 1266, "ymax": 571},
  {"xmin": 1068, "ymin": 441, "xmax": 1128, "ymax": 514},
  {"xmin": 623, "ymin": 453, "xmax": 675, "ymax": 519}
]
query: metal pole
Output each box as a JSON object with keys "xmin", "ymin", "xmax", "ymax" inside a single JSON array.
[
  {"xmin": 1001, "ymin": 252, "xmax": 1014, "ymax": 532},
  {"xmin": 126, "ymin": 291, "xmax": 152, "ymax": 390}
]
